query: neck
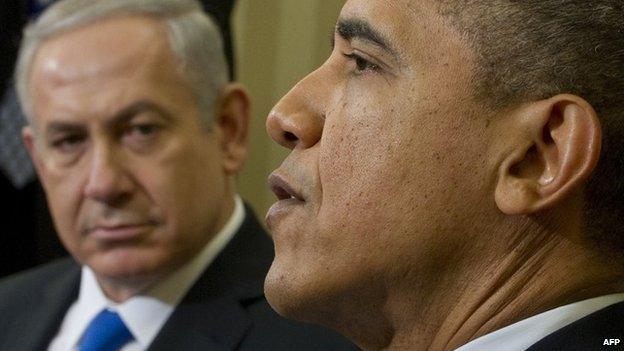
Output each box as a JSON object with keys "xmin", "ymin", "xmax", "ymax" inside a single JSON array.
[
  {"xmin": 429, "ymin": 237, "xmax": 623, "ymax": 350},
  {"xmin": 343, "ymin": 217, "xmax": 624, "ymax": 350},
  {"xmin": 404, "ymin": 229, "xmax": 622, "ymax": 350},
  {"xmin": 97, "ymin": 276, "xmax": 156, "ymax": 303}
]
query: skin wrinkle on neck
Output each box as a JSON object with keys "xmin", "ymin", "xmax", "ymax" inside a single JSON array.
[
  {"xmin": 378, "ymin": 210, "xmax": 623, "ymax": 351},
  {"xmin": 376, "ymin": 222, "xmax": 540, "ymax": 349},
  {"xmin": 444, "ymin": 227, "xmax": 559, "ymax": 349}
]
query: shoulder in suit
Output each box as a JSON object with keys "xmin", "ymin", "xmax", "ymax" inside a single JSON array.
[{"xmin": 0, "ymin": 257, "xmax": 80, "ymax": 350}]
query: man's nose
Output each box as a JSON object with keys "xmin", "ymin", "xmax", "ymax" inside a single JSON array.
[
  {"xmin": 266, "ymin": 71, "xmax": 326, "ymax": 150},
  {"xmin": 83, "ymin": 144, "xmax": 133, "ymax": 204}
]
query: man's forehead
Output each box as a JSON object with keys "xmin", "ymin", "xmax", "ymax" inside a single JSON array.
[
  {"xmin": 28, "ymin": 15, "xmax": 192, "ymax": 129},
  {"xmin": 32, "ymin": 15, "xmax": 170, "ymax": 86},
  {"xmin": 338, "ymin": 0, "xmax": 442, "ymax": 57},
  {"xmin": 340, "ymin": 0, "xmax": 412, "ymax": 33},
  {"xmin": 341, "ymin": 0, "xmax": 415, "ymax": 16}
]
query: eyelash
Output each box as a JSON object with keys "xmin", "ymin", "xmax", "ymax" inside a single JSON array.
[
  {"xmin": 343, "ymin": 53, "xmax": 381, "ymax": 74},
  {"xmin": 128, "ymin": 123, "xmax": 161, "ymax": 136},
  {"xmin": 49, "ymin": 123, "xmax": 161, "ymax": 151},
  {"xmin": 51, "ymin": 134, "xmax": 86, "ymax": 151}
]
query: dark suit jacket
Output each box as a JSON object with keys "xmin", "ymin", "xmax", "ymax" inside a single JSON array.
[
  {"xmin": 0, "ymin": 208, "xmax": 358, "ymax": 351},
  {"xmin": 527, "ymin": 300, "xmax": 624, "ymax": 351}
]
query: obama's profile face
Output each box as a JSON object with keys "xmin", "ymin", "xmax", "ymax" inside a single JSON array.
[{"xmin": 265, "ymin": 0, "xmax": 496, "ymax": 331}]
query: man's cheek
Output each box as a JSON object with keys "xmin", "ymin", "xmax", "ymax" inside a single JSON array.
[
  {"xmin": 46, "ymin": 176, "xmax": 81, "ymax": 224},
  {"xmin": 318, "ymin": 200, "xmax": 382, "ymax": 242}
]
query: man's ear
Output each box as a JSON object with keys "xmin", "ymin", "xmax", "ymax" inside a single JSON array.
[
  {"xmin": 494, "ymin": 94, "xmax": 601, "ymax": 215},
  {"xmin": 214, "ymin": 83, "xmax": 251, "ymax": 175},
  {"xmin": 22, "ymin": 126, "xmax": 46, "ymax": 184}
]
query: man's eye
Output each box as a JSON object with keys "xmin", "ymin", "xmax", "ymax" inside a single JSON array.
[
  {"xmin": 343, "ymin": 53, "xmax": 381, "ymax": 74},
  {"xmin": 128, "ymin": 123, "xmax": 160, "ymax": 137},
  {"xmin": 123, "ymin": 123, "xmax": 163, "ymax": 150},
  {"xmin": 50, "ymin": 135, "xmax": 86, "ymax": 153}
]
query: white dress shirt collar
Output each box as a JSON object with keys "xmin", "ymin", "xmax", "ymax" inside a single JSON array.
[
  {"xmin": 456, "ymin": 293, "xmax": 624, "ymax": 351},
  {"xmin": 49, "ymin": 196, "xmax": 245, "ymax": 351}
]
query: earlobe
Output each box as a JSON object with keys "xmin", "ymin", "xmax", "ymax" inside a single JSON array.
[
  {"xmin": 495, "ymin": 95, "xmax": 601, "ymax": 215},
  {"xmin": 215, "ymin": 83, "xmax": 251, "ymax": 174}
]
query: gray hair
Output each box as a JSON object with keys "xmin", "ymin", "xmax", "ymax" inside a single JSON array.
[{"xmin": 15, "ymin": 0, "xmax": 228, "ymax": 126}]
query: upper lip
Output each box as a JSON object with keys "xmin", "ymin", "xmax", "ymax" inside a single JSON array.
[
  {"xmin": 93, "ymin": 223, "xmax": 148, "ymax": 230},
  {"xmin": 84, "ymin": 221, "xmax": 157, "ymax": 234},
  {"xmin": 268, "ymin": 173, "xmax": 305, "ymax": 201}
]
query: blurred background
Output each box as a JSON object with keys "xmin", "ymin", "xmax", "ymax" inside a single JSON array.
[
  {"xmin": 0, "ymin": 0, "xmax": 345, "ymax": 277},
  {"xmin": 234, "ymin": 0, "xmax": 344, "ymax": 215}
]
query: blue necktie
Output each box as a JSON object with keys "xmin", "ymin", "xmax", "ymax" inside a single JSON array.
[{"xmin": 78, "ymin": 309, "xmax": 134, "ymax": 351}]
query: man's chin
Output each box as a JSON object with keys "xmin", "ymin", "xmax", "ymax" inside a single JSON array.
[
  {"xmin": 264, "ymin": 261, "xmax": 340, "ymax": 326},
  {"xmin": 85, "ymin": 250, "xmax": 169, "ymax": 285}
]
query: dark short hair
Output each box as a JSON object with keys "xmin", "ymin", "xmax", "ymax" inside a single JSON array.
[{"xmin": 438, "ymin": 1, "xmax": 624, "ymax": 251}]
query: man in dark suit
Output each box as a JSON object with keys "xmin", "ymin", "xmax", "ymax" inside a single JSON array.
[
  {"xmin": 0, "ymin": 0, "xmax": 356, "ymax": 350},
  {"xmin": 264, "ymin": 0, "xmax": 624, "ymax": 350}
]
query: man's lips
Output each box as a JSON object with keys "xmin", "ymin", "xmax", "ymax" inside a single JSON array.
[
  {"xmin": 266, "ymin": 172, "xmax": 306, "ymax": 229},
  {"xmin": 85, "ymin": 222, "xmax": 157, "ymax": 241},
  {"xmin": 268, "ymin": 173, "xmax": 305, "ymax": 201}
]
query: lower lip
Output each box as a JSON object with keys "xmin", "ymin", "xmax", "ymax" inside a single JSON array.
[
  {"xmin": 89, "ymin": 225, "xmax": 153, "ymax": 241},
  {"xmin": 266, "ymin": 198, "xmax": 305, "ymax": 229}
]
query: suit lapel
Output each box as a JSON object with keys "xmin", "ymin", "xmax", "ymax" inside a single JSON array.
[
  {"xmin": 146, "ymin": 295, "xmax": 252, "ymax": 351},
  {"xmin": 149, "ymin": 206, "xmax": 274, "ymax": 351},
  {"xmin": 7, "ymin": 260, "xmax": 80, "ymax": 351}
]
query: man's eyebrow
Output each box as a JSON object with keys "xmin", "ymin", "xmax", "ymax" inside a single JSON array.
[
  {"xmin": 44, "ymin": 100, "xmax": 173, "ymax": 136},
  {"xmin": 100, "ymin": 100, "xmax": 175, "ymax": 132},
  {"xmin": 334, "ymin": 18, "xmax": 398, "ymax": 57},
  {"xmin": 110, "ymin": 100, "xmax": 174, "ymax": 125},
  {"xmin": 45, "ymin": 122, "xmax": 85, "ymax": 137}
]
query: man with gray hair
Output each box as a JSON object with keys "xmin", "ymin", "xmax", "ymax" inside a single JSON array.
[{"xmin": 0, "ymin": 0, "xmax": 356, "ymax": 350}]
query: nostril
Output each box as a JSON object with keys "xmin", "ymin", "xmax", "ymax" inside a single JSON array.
[{"xmin": 284, "ymin": 132, "xmax": 298, "ymax": 142}]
